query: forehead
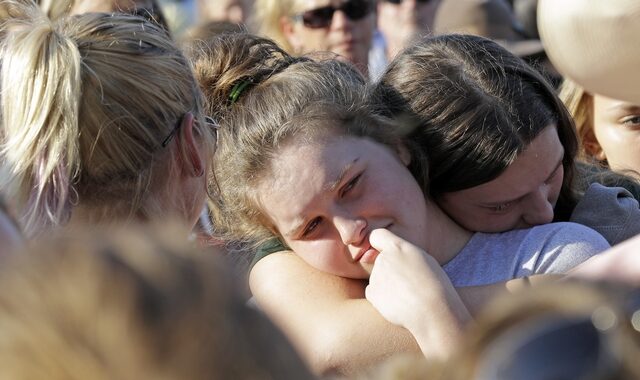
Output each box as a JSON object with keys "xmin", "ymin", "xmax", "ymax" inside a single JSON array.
[
  {"xmin": 450, "ymin": 125, "xmax": 564, "ymax": 203},
  {"xmin": 593, "ymin": 94, "xmax": 639, "ymax": 113},
  {"xmin": 296, "ymin": 0, "xmax": 337, "ymax": 9}
]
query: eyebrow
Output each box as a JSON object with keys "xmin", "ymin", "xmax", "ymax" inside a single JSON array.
[
  {"xmin": 482, "ymin": 156, "xmax": 564, "ymax": 207},
  {"xmin": 283, "ymin": 158, "xmax": 360, "ymax": 239},
  {"xmin": 606, "ymin": 102, "xmax": 639, "ymax": 112}
]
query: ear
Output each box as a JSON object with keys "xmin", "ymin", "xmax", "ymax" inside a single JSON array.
[
  {"xmin": 280, "ymin": 15, "xmax": 302, "ymax": 53},
  {"xmin": 393, "ymin": 142, "xmax": 412, "ymax": 167},
  {"xmin": 582, "ymin": 128, "xmax": 607, "ymax": 162},
  {"xmin": 176, "ymin": 112, "xmax": 204, "ymax": 178}
]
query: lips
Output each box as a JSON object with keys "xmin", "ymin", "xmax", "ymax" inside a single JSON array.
[{"xmin": 354, "ymin": 244, "xmax": 379, "ymax": 264}]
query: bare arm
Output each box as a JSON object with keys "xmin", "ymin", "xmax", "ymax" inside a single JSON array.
[
  {"xmin": 249, "ymin": 250, "xmax": 525, "ymax": 375},
  {"xmin": 249, "ymin": 251, "xmax": 420, "ymax": 376}
]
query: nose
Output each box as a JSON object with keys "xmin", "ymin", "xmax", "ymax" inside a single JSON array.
[
  {"xmin": 402, "ymin": 0, "xmax": 417, "ymax": 10},
  {"xmin": 522, "ymin": 186, "xmax": 555, "ymax": 226},
  {"xmin": 333, "ymin": 214, "xmax": 367, "ymax": 247},
  {"xmin": 331, "ymin": 7, "xmax": 353, "ymax": 30}
]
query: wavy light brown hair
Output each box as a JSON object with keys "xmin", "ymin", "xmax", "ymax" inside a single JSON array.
[{"xmin": 187, "ymin": 33, "xmax": 409, "ymax": 248}]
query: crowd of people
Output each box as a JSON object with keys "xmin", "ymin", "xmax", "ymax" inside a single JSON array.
[{"xmin": 0, "ymin": 0, "xmax": 639, "ymax": 378}]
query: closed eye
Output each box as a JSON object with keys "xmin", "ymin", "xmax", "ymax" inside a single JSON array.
[
  {"xmin": 340, "ymin": 173, "xmax": 362, "ymax": 198},
  {"xmin": 488, "ymin": 202, "xmax": 512, "ymax": 213},
  {"xmin": 545, "ymin": 166, "xmax": 561, "ymax": 184}
]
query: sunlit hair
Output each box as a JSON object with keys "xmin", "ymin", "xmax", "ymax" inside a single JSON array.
[
  {"xmin": 0, "ymin": 1, "xmax": 215, "ymax": 236},
  {"xmin": 187, "ymin": 33, "xmax": 404, "ymax": 248},
  {"xmin": 251, "ymin": 0, "xmax": 297, "ymax": 53},
  {"xmin": 371, "ymin": 34, "xmax": 580, "ymax": 220},
  {"xmin": 0, "ymin": 225, "xmax": 314, "ymax": 379},
  {"xmin": 559, "ymin": 79, "xmax": 595, "ymax": 161}
]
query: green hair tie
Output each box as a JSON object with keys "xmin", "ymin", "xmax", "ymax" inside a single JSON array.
[{"xmin": 228, "ymin": 80, "xmax": 252, "ymax": 105}]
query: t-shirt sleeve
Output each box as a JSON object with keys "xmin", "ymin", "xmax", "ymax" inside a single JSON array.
[
  {"xmin": 250, "ymin": 237, "xmax": 289, "ymax": 269},
  {"xmin": 532, "ymin": 222, "xmax": 611, "ymax": 275}
]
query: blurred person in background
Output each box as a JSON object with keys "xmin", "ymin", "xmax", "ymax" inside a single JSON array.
[
  {"xmin": 37, "ymin": 0, "xmax": 170, "ymax": 30},
  {"xmin": 196, "ymin": 0, "xmax": 253, "ymax": 24},
  {"xmin": 444, "ymin": 281, "xmax": 640, "ymax": 380},
  {"xmin": 369, "ymin": 0, "xmax": 442, "ymax": 78},
  {"xmin": 433, "ymin": 0, "xmax": 560, "ymax": 84},
  {"xmin": 252, "ymin": 0, "xmax": 375, "ymax": 76}
]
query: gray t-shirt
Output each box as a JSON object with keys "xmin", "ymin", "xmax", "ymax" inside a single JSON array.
[{"xmin": 443, "ymin": 222, "xmax": 610, "ymax": 287}]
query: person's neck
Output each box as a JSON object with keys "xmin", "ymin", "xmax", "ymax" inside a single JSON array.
[{"xmin": 423, "ymin": 201, "xmax": 474, "ymax": 266}]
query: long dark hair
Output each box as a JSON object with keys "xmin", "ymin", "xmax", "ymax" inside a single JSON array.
[{"xmin": 371, "ymin": 34, "xmax": 579, "ymax": 221}]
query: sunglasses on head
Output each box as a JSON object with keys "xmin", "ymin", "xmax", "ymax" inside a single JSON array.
[
  {"xmin": 292, "ymin": 0, "xmax": 373, "ymax": 29},
  {"xmin": 383, "ymin": 0, "xmax": 434, "ymax": 4}
]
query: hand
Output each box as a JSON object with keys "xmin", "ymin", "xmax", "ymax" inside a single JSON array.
[
  {"xmin": 365, "ymin": 228, "xmax": 446, "ymax": 329},
  {"xmin": 364, "ymin": 229, "xmax": 470, "ymax": 358}
]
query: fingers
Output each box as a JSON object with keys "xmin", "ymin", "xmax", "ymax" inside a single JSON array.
[{"xmin": 369, "ymin": 228, "xmax": 416, "ymax": 254}]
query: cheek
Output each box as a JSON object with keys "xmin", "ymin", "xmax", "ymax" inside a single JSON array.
[
  {"xmin": 355, "ymin": 17, "xmax": 375, "ymax": 41},
  {"xmin": 550, "ymin": 167, "xmax": 565, "ymax": 205},
  {"xmin": 289, "ymin": 239, "xmax": 346, "ymax": 273},
  {"xmin": 593, "ymin": 123, "xmax": 626, "ymax": 153},
  {"xmin": 298, "ymin": 29, "xmax": 329, "ymax": 50}
]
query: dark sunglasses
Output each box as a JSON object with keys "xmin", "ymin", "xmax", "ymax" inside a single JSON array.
[
  {"xmin": 292, "ymin": 0, "xmax": 373, "ymax": 29},
  {"xmin": 383, "ymin": 0, "xmax": 434, "ymax": 4},
  {"xmin": 161, "ymin": 116, "xmax": 219, "ymax": 148},
  {"xmin": 474, "ymin": 312, "xmax": 628, "ymax": 380}
]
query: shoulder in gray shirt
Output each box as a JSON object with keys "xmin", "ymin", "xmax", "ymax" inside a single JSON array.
[{"xmin": 443, "ymin": 222, "xmax": 610, "ymax": 287}]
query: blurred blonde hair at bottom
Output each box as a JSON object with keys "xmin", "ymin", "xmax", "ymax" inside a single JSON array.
[
  {"xmin": 0, "ymin": 223, "xmax": 314, "ymax": 380},
  {"xmin": 442, "ymin": 281, "xmax": 640, "ymax": 380}
]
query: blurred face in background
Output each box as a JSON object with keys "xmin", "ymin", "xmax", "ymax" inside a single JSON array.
[
  {"xmin": 377, "ymin": 0, "xmax": 441, "ymax": 58},
  {"xmin": 197, "ymin": 0, "xmax": 254, "ymax": 24},
  {"xmin": 378, "ymin": 0, "xmax": 441, "ymax": 35},
  {"xmin": 282, "ymin": 0, "xmax": 375, "ymax": 75}
]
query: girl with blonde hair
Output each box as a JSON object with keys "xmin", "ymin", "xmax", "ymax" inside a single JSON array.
[{"xmin": 0, "ymin": 0, "xmax": 217, "ymax": 237}]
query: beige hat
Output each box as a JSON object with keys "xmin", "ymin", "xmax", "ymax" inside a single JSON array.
[{"xmin": 538, "ymin": 0, "xmax": 640, "ymax": 103}]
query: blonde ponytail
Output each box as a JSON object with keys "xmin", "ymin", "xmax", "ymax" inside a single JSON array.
[
  {"xmin": 1, "ymin": 2, "xmax": 214, "ymax": 236},
  {"xmin": 1, "ymin": 1, "xmax": 81, "ymax": 234}
]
